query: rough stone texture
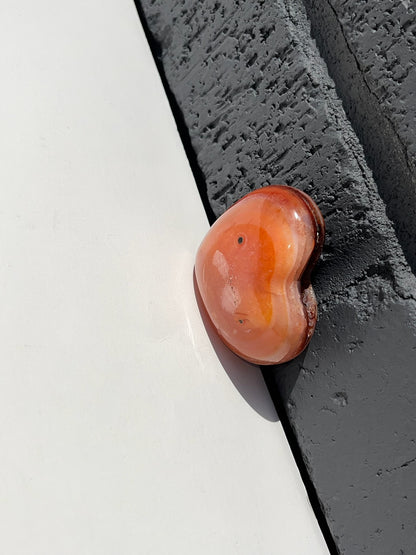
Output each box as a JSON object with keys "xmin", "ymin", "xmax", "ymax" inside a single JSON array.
[
  {"xmin": 136, "ymin": 0, "xmax": 416, "ymax": 552},
  {"xmin": 303, "ymin": 0, "xmax": 416, "ymax": 274},
  {"xmin": 267, "ymin": 300, "xmax": 416, "ymax": 555}
]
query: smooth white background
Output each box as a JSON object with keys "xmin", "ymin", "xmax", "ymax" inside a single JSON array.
[{"xmin": 0, "ymin": 1, "xmax": 329, "ymax": 553}]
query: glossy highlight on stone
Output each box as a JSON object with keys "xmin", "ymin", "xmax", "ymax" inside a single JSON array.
[{"xmin": 195, "ymin": 185, "xmax": 325, "ymax": 365}]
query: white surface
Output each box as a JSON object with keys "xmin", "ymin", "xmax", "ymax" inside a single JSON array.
[{"xmin": 0, "ymin": 1, "xmax": 329, "ymax": 553}]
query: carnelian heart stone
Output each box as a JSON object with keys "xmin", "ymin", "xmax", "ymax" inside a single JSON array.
[{"xmin": 195, "ymin": 185, "xmax": 325, "ymax": 365}]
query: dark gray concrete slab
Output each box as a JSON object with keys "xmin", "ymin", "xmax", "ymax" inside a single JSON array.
[
  {"xmin": 267, "ymin": 295, "xmax": 416, "ymax": 554},
  {"xmin": 303, "ymin": 0, "xmax": 416, "ymax": 274},
  {"xmin": 136, "ymin": 0, "xmax": 416, "ymax": 552}
]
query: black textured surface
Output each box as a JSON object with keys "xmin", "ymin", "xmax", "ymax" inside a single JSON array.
[
  {"xmin": 303, "ymin": 0, "xmax": 416, "ymax": 275},
  {"xmin": 136, "ymin": 0, "xmax": 416, "ymax": 552}
]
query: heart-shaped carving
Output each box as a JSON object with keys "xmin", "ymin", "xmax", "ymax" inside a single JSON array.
[{"xmin": 195, "ymin": 185, "xmax": 325, "ymax": 365}]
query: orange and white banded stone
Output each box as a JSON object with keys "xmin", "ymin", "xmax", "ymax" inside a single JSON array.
[{"xmin": 195, "ymin": 185, "xmax": 325, "ymax": 365}]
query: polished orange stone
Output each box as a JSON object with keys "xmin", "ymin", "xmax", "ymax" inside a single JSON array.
[{"xmin": 195, "ymin": 185, "xmax": 325, "ymax": 365}]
